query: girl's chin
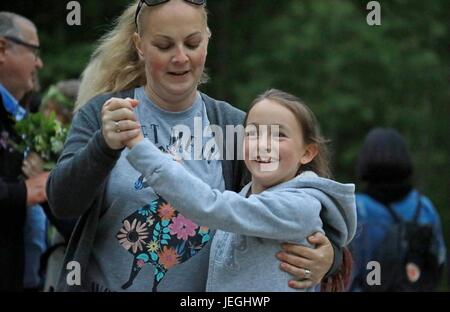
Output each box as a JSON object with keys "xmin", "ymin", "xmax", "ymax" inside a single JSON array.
[{"xmin": 250, "ymin": 173, "xmax": 279, "ymax": 187}]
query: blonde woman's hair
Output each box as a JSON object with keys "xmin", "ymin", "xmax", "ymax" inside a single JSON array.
[
  {"xmin": 245, "ymin": 89, "xmax": 332, "ymax": 178},
  {"xmin": 75, "ymin": 0, "xmax": 210, "ymax": 111}
]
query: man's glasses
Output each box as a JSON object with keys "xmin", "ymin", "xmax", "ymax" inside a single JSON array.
[
  {"xmin": 135, "ymin": 0, "xmax": 206, "ymax": 30},
  {"xmin": 3, "ymin": 36, "xmax": 40, "ymax": 59}
]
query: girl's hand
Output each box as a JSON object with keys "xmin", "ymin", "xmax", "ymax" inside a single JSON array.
[
  {"xmin": 101, "ymin": 97, "xmax": 141, "ymax": 150},
  {"xmin": 124, "ymin": 131, "xmax": 144, "ymax": 149},
  {"xmin": 276, "ymin": 232, "xmax": 334, "ymax": 289}
]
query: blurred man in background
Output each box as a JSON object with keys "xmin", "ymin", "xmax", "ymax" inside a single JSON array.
[{"xmin": 0, "ymin": 11, "xmax": 48, "ymax": 291}]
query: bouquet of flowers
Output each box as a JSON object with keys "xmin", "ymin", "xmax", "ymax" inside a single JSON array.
[{"xmin": 13, "ymin": 111, "xmax": 69, "ymax": 170}]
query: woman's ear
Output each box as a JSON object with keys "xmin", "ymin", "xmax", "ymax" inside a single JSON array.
[
  {"xmin": 132, "ymin": 32, "xmax": 144, "ymax": 60},
  {"xmin": 300, "ymin": 143, "xmax": 319, "ymax": 165}
]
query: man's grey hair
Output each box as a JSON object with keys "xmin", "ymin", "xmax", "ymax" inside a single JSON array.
[{"xmin": 0, "ymin": 12, "xmax": 32, "ymax": 39}]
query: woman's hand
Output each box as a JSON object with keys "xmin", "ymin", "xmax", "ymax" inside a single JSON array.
[
  {"xmin": 277, "ymin": 232, "xmax": 334, "ymax": 289},
  {"xmin": 101, "ymin": 97, "xmax": 142, "ymax": 150},
  {"xmin": 22, "ymin": 152, "xmax": 44, "ymax": 178}
]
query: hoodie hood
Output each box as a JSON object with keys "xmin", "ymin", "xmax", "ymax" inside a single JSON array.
[{"xmin": 243, "ymin": 171, "xmax": 357, "ymax": 247}]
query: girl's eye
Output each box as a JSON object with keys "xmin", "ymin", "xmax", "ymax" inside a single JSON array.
[{"xmin": 272, "ymin": 133, "xmax": 286, "ymax": 139}]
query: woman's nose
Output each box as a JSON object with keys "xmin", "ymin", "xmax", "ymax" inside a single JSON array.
[{"xmin": 172, "ymin": 46, "xmax": 189, "ymax": 64}]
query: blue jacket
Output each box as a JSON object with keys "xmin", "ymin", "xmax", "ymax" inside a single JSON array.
[{"xmin": 350, "ymin": 190, "xmax": 446, "ymax": 291}]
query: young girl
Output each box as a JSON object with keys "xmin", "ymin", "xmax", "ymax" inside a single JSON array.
[{"xmin": 123, "ymin": 89, "xmax": 356, "ymax": 292}]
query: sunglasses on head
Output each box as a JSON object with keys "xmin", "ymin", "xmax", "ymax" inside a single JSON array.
[{"xmin": 135, "ymin": 0, "xmax": 206, "ymax": 30}]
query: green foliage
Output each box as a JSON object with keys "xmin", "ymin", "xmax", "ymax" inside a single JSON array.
[{"xmin": 14, "ymin": 112, "xmax": 69, "ymax": 170}]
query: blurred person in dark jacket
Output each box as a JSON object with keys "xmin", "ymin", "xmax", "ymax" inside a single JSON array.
[{"xmin": 0, "ymin": 11, "xmax": 47, "ymax": 291}]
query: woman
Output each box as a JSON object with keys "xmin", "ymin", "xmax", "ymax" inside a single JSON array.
[{"xmin": 47, "ymin": 0, "xmax": 339, "ymax": 292}]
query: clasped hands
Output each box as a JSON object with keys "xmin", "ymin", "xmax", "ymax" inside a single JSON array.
[{"xmin": 101, "ymin": 97, "xmax": 144, "ymax": 150}]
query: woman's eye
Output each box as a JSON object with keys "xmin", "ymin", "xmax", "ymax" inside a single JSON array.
[
  {"xmin": 155, "ymin": 43, "xmax": 172, "ymax": 50},
  {"xmin": 186, "ymin": 42, "xmax": 200, "ymax": 50}
]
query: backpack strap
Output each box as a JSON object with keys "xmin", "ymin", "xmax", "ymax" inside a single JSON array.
[
  {"xmin": 386, "ymin": 192, "xmax": 422, "ymax": 223},
  {"xmin": 386, "ymin": 203, "xmax": 402, "ymax": 223},
  {"xmin": 412, "ymin": 192, "xmax": 423, "ymax": 223}
]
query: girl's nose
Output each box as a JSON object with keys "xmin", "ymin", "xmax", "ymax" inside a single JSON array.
[{"xmin": 257, "ymin": 128, "xmax": 272, "ymax": 156}]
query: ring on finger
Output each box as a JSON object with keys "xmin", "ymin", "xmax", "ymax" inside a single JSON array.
[
  {"xmin": 304, "ymin": 268, "xmax": 311, "ymax": 279},
  {"xmin": 115, "ymin": 121, "xmax": 121, "ymax": 133}
]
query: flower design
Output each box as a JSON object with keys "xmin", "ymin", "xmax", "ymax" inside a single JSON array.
[
  {"xmin": 138, "ymin": 205, "xmax": 152, "ymax": 217},
  {"xmin": 169, "ymin": 215, "xmax": 198, "ymax": 241},
  {"xmin": 117, "ymin": 219, "xmax": 149, "ymax": 254},
  {"xmin": 199, "ymin": 226, "xmax": 209, "ymax": 235},
  {"xmin": 136, "ymin": 260, "xmax": 145, "ymax": 268},
  {"xmin": 146, "ymin": 216, "xmax": 155, "ymax": 227},
  {"xmin": 158, "ymin": 246, "xmax": 180, "ymax": 269},
  {"xmin": 158, "ymin": 202, "xmax": 176, "ymax": 220},
  {"xmin": 147, "ymin": 240, "xmax": 160, "ymax": 253}
]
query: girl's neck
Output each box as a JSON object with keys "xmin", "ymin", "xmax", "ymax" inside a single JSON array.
[
  {"xmin": 250, "ymin": 182, "xmax": 267, "ymax": 195},
  {"xmin": 145, "ymin": 85, "xmax": 197, "ymax": 112}
]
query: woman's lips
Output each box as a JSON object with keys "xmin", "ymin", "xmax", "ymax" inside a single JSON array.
[{"xmin": 168, "ymin": 70, "xmax": 190, "ymax": 76}]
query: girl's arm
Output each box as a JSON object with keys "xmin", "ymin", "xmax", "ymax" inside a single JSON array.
[{"xmin": 127, "ymin": 139, "xmax": 323, "ymax": 241}]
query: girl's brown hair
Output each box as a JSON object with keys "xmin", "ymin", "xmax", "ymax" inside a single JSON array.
[{"xmin": 244, "ymin": 89, "xmax": 331, "ymax": 178}]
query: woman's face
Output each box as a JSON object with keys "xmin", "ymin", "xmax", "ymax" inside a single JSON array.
[{"xmin": 134, "ymin": 1, "xmax": 209, "ymax": 110}]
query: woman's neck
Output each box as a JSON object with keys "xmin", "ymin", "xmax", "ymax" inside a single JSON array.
[{"xmin": 144, "ymin": 85, "xmax": 197, "ymax": 112}]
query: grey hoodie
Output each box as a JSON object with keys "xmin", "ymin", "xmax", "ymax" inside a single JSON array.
[{"xmin": 127, "ymin": 139, "xmax": 357, "ymax": 292}]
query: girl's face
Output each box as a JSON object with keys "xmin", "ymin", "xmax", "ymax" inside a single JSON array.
[
  {"xmin": 133, "ymin": 0, "xmax": 209, "ymax": 111},
  {"xmin": 244, "ymin": 99, "xmax": 317, "ymax": 194}
]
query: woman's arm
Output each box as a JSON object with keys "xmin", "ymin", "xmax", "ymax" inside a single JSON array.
[
  {"xmin": 277, "ymin": 233, "xmax": 337, "ymax": 289},
  {"xmin": 126, "ymin": 139, "xmax": 323, "ymax": 241},
  {"xmin": 46, "ymin": 97, "xmax": 122, "ymax": 219}
]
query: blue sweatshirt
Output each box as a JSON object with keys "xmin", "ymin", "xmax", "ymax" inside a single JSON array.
[{"xmin": 127, "ymin": 139, "xmax": 357, "ymax": 292}]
